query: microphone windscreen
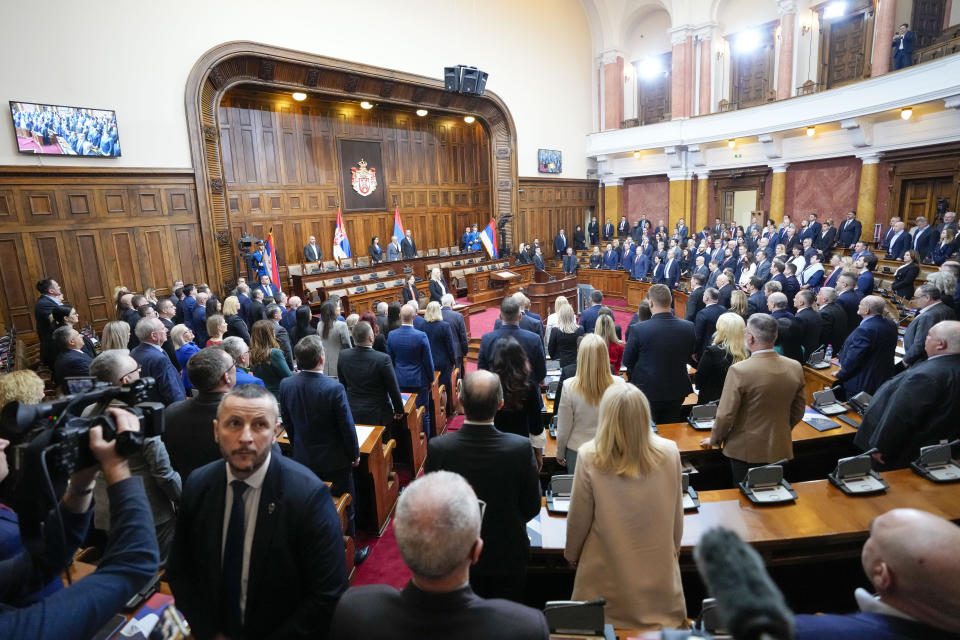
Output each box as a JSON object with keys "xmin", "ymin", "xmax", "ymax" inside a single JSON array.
[{"xmin": 694, "ymin": 527, "xmax": 794, "ymax": 640}]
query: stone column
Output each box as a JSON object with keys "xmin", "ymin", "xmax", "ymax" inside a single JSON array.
[
  {"xmin": 778, "ymin": 1, "xmax": 797, "ymax": 100},
  {"xmin": 670, "ymin": 27, "xmax": 693, "ymax": 119},
  {"xmin": 696, "ymin": 26, "xmax": 714, "ymax": 115},
  {"xmin": 769, "ymin": 163, "xmax": 788, "ymax": 222},
  {"xmin": 695, "ymin": 171, "xmax": 710, "ymax": 233},
  {"xmin": 856, "ymin": 154, "xmax": 880, "ymax": 242},
  {"xmin": 603, "ymin": 178, "xmax": 623, "ymax": 228},
  {"xmin": 871, "ymin": 0, "xmax": 897, "ymax": 76},
  {"xmin": 601, "ymin": 50, "xmax": 625, "ymax": 130},
  {"xmin": 668, "ymin": 172, "xmax": 694, "ymax": 230}
]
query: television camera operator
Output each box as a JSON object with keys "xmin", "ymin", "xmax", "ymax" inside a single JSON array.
[{"xmin": 0, "ymin": 385, "xmax": 159, "ymax": 638}]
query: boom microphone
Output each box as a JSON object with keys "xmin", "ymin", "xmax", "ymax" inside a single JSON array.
[{"xmin": 693, "ymin": 527, "xmax": 794, "ymax": 640}]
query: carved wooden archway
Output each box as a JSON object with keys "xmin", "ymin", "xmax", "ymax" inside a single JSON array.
[{"xmin": 185, "ymin": 41, "xmax": 519, "ymax": 289}]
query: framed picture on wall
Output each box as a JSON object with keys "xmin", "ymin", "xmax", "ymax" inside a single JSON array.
[
  {"xmin": 9, "ymin": 100, "xmax": 121, "ymax": 156},
  {"xmin": 338, "ymin": 138, "xmax": 388, "ymax": 212},
  {"xmin": 538, "ymin": 148, "xmax": 562, "ymax": 174}
]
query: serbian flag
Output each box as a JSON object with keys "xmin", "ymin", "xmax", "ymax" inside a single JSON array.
[
  {"xmin": 392, "ymin": 206, "xmax": 404, "ymax": 244},
  {"xmin": 333, "ymin": 206, "xmax": 351, "ymax": 261},
  {"xmin": 265, "ymin": 227, "xmax": 280, "ymax": 284},
  {"xmin": 480, "ymin": 218, "xmax": 498, "ymax": 259}
]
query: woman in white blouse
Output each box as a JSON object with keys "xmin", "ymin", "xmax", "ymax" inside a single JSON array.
[{"xmin": 544, "ymin": 295, "xmax": 570, "ymax": 346}]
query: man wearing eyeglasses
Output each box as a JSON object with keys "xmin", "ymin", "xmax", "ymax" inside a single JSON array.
[
  {"xmin": 902, "ymin": 284, "xmax": 956, "ymax": 367},
  {"xmin": 130, "ymin": 317, "xmax": 185, "ymax": 406},
  {"xmin": 424, "ymin": 370, "xmax": 541, "ymax": 603}
]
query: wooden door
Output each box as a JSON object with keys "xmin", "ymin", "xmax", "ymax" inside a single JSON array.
[
  {"xmin": 912, "ymin": 0, "xmax": 947, "ymax": 49},
  {"xmin": 900, "ymin": 177, "xmax": 954, "ymax": 225},
  {"xmin": 637, "ymin": 53, "xmax": 671, "ymax": 125},
  {"xmin": 722, "ymin": 191, "xmax": 735, "ymax": 222},
  {"xmin": 827, "ymin": 14, "xmax": 866, "ymax": 87},
  {"xmin": 731, "ymin": 30, "xmax": 775, "ymax": 108}
]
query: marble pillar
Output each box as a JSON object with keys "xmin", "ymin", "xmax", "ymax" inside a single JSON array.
[
  {"xmin": 777, "ymin": 6, "xmax": 796, "ymax": 100},
  {"xmin": 668, "ymin": 174, "xmax": 693, "ymax": 230},
  {"xmin": 856, "ymin": 157, "xmax": 880, "ymax": 241},
  {"xmin": 871, "ymin": 0, "xmax": 897, "ymax": 76},
  {"xmin": 696, "ymin": 173, "xmax": 710, "ymax": 232},
  {"xmin": 603, "ymin": 180, "xmax": 623, "ymax": 227},
  {"xmin": 770, "ymin": 166, "xmax": 788, "ymax": 222},
  {"xmin": 602, "ymin": 55, "xmax": 625, "ymax": 130},
  {"xmin": 671, "ymin": 29, "xmax": 693, "ymax": 119},
  {"xmin": 698, "ymin": 39, "xmax": 712, "ymax": 115}
]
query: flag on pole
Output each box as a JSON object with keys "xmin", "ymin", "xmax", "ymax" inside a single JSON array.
[
  {"xmin": 333, "ymin": 206, "xmax": 351, "ymax": 261},
  {"xmin": 265, "ymin": 227, "xmax": 280, "ymax": 284},
  {"xmin": 392, "ymin": 206, "xmax": 404, "ymax": 243},
  {"xmin": 480, "ymin": 218, "xmax": 498, "ymax": 259}
]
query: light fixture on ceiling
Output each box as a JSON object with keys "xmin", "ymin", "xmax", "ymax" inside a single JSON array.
[
  {"xmin": 416, "ymin": 109, "xmax": 428, "ymax": 117},
  {"xmin": 823, "ymin": 2, "xmax": 847, "ymax": 19},
  {"xmin": 734, "ymin": 29, "xmax": 761, "ymax": 54},
  {"xmin": 633, "ymin": 150, "xmax": 641, "ymax": 159},
  {"xmin": 806, "ymin": 126, "xmax": 816, "ymax": 136},
  {"xmin": 463, "ymin": 115, "xmax": 476, "ymax": 123},
  {"xmin": 728, "ymin": 139, "xmax": 736, "ymax": 148},
  {"xmin": 292, "ymin": 92, "xmax": 307, "ymax": 101},
  {"xmin": 360, "ymin": 101, "xmax": 373, "ymax": 110},
  {"xmin": 901, "ymin": 107, "xmax": 913, "ymax": 120}
]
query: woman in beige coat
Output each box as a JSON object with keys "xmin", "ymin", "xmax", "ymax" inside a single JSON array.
[{"xmin": 564, "ymin": 384, "xmax": 686, "ymax": 630}]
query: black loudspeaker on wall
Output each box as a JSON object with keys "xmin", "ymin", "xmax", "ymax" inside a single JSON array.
[{"xmin": 444, "ymin": 65, "xmax": 488, "ymax": 95}]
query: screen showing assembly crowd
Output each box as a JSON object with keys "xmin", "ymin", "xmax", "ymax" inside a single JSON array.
[{"xmin": 10, "ymin": 101, "xmax": 121, "ymax": 157}]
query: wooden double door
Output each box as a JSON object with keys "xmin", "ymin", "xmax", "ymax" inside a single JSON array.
[{"xmin": 899, "ymin": 176, "xmax": 954, "ymax": 225}]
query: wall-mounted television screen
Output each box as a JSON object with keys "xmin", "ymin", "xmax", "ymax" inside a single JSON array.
[{"xmin": 10, "ymin": 101, "xmax": 121, "ymax": 157}]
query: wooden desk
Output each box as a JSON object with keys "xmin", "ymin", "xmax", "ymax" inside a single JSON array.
[
  {"xmin": 526, "ymin": 273, "xmax": 578, "ymax": 320},
  {"xmin": 531, "ymin": 468, "xmax": 960, "ymax": 570},
  {"xmin": 354, "ymin": 424, "xmax": 399, "ymax": 535},
  {"xmin": 392, "ymin": 392, "xmax": 427, "ymax": 475},
  {"xmin": 579, "ymin": 269, "xmax": 627, "ymax": 298},
  {"xmin": 464, "ymin": 264, "xmax": 534, "ymax": 303},
  {"xmin": 803, "ymin": 362, "xmax": 840, "ymax": 405},
  {"xmin": 431, "ymin": 371, "xmax": 447, "ymax": 436}
]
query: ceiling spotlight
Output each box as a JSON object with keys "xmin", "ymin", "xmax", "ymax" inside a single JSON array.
[
  {"xmin": 292, "ymin": 92, "xmax": 307, "ymax": 101},
  {"xmin": 416, "ymin": 109, "xmax": 428, "ymax": 117},
  {"xmin": 806, "ymin": 126, "xmax": 815, "ymax": 136},
  {"xmin": 728, "ymin": 139, "xmax": 736, "ymax": 148},
  {"xmin": 360, "ymin": 101, "xmax": 373, "ymax": 110},
  {"xmin": 464, "ymin": 115, "xmax": 476, "ymax": 123},
  {"xmin": 901, "ymin": 107, "xmax": 913, "ymax": 120},
  {"xmin": 633, "ymin": 150, "xmax": 641, "ymax": 159}
]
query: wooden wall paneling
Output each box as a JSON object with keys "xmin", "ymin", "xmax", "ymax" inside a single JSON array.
[
  {"xmin": 172, "ymin": 225, "xmax": 203, "ymax": 287},
  {"xmin": 64, "ymin": 188, "xmax": 96, "ymax": 220},
  {"xmin": 22, "ymin": 189, "xmax": 60, "ymax": 222},
  {"xmin": 138, "ymin": 226, "xmax": 174, "ymax": 291},
  {"xmin": 32, "ymin": 232, "xmax": 67, "ymax": 289},
  {"xmin": 105, "ymin": 229, "xmax": 143, "ymax": 293},
  {"xmin": 0, "ymin": 234, "xmax": 34, "ymax": 332},
  {"xmin": 71, "ymin": 230, "xmax": 111, "ymax": 324},
  {"xmin": 0, "ymin": 189, "xmax": 16, "ymax": 223},
  {"xmin": 102, "ymin": 188, "xmax": 130, "ymax": 217}
]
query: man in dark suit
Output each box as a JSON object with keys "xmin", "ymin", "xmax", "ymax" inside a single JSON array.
[
  {"xmin": 247, "ymin": 289, "xmax": 267, "ymax": 325},
  {"xmin": 836, "ymin": 296, "xmax": 898, "ymax": 398},
  {"xmin": 768, "ymin": 292, "xmax": 804, "ymax": 363},
  {"xmin": 693, "ymin": 288, "xmax": 727, "ymax": 357},
  {"xmin": 816, "ymin": 221, "xmax": 836, "ymax": 253},
  {"xmin": 892, "ymin": 22, "xmax": 915, "ymax": 69},
  {"xmin": 836, "ymin": 211, "xmax": 862, "ymax": 249},
  {"xmin": 802, "ymin": 213, "xmax": 822, "ymax": 241},
  {"xmin": 478, "ymin": 297, "xmax": 546, "ymax": 386},
  {"xmin": 338, "ymin": 321, "xmax": 404, "ymax": 428},
  {"xmin": 562, "ymin": 247, "xmax": 579, "ymax": 274},
  {"xmin": 163, "ymin": 347, "xmax": 233, "ymax": 480},
  {"xmin": 587, "ymin": 216, "xmax": 599, "ymax": 245},
  {"xmin": 553, "ymin": 229, "xmax": 568, "ymax": 257},
  {"xmin": 602, "ymin": 219, "xmax": 614, "ymax": 242},
  {"xmin": 279, "ymin": 335, "xmax": 369, "ymax": 564},
  {"xmin": 817, "ymin": 287, "xmax": 850, "ymax": 352},
  {"xmin": 424, "ymin": 371, "xmax": 541, "ymax": 602},
  {"xmin": 52, "ymin": 326, "xmax": 93, "ymax": 391},
  {"xmin": 886, "ymin": 221, "xmax": 909, "ymax": 260},
  {"xmin": 902, "ymin": 284, "xmax": 956, "ymax": 366},
  {"xmin": 746, "ymin": 277, "xmax": 767, "ymax": 316},
  {"xmin": 375, "ymin": 301, "xmax": 389, "ymax": 334},
  {"xmin": 493, "ymin": 293, "xmax": 544, "ymax": 342},
  {"xmin": 130, "ymin": 318, "xmax": 185, "ymax": 406},
  {"xmin": 401, "ymin": 229, "xmax": 418, "ymax": 259},
  {"xmin": 167, "ymin": 385, "xmax": 348, "ymax": 640},
  {"xmin": 441, "ymin": 295, "xmax": 469, "ymax": 376},
  {"xmin": 156, "ymin": 299, "xmax": 180, "ymax": 370},
  {"xmin": 387, "ymin": 304, "xmax": 435, "ymax": 435},
  {"xmin": 617, "ymin": 216, "xmax": 630, "ymax": 238},
  {"xmin": 532, "ymin": 247, "xmax": 546, "ymax": 272},
  {"xmin": 623, "ymin": 285, "xmax": 696, "ymax": 423},
  {"xmin": 663, "ymin": 248, "xmax": 680, "ymax": 290},
  {"xmin": 836, "ymin": 272, "xmax": 864, "ymax": 336},
  {"xmin": 266, "ymin": 304, "xmax": 294, "ymax": 370},
  {"xmin": 854, "ymin": 320, "xmax": 960, "ymax": 468},
  {"xmin": 254, "ymin": 274, "xmax": 279, "ymax": 300},
  {"xmin": 578, "ymin": 290, "xmax": 604, "ymax": 334},
  {"xmin": 601, "ymin": 243, "xmax": 618, "ymax": 270},
  {"xmin": 330, "ymin": 470, "xmax": 549, "ymax": 639},
  {"xmin": 716, "ymin": 273, "xmax": 734, "ymax": 308},
  {"xmin": 794, "ymin": 289, "xmax": 824, "ymax": 360},
  {"xmin": 794, "ymin": 508, "xmax": 960, "ymax": 639},
  {"xmin": 755, "ymin": 250, "xmax": 772, "ymax": 282},
  {"xmin": 34, "ymin": 277, "xmax": 62, "ymax": 368},
  {"xmin": 684, "ymin": 274, "xmax": 707, "ymax": 322},
  {"xmin": 303, "ymin": 235, "xmax": 323, "ymax": 263},
  {"xmin": 910, "ymin": 216, "xmax": 937, "ymax": 262}
]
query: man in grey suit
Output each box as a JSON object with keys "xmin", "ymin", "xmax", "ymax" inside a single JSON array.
[
  {"xmin": 303, "ymin": 235, "xmax": 323, "ymax": 262},
  {"xmin": 386, "ymin": 235, "xmax": 402, "ymax": 262},
  {"xmin": 267, "ymin": 304, "xmax": 294, "ymax": 369},
  {"xmin": 902, "ymin": 284, "xmax": 956, "ymax": 366},
  {"xmin": 441, "ymin": 294, "xmax": 469, "ymax": 378}
]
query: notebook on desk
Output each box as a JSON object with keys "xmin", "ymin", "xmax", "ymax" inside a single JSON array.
[{"xmin": 803, "ymin": 409, "xmax": 841, "ymax": 431}]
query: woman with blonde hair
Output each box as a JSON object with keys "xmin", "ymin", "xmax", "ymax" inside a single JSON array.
[
  {"xmin": 100, "ymin": 320, "xmax": 131, "ymax": 351},
  {"xmin": 428, "ymin": 267, "xmax": 449, "ymax": 303},
  {"xmin": 170, "ymin": 324, "xmax": 199, "ymax": 395},
  {"xmin": 556, "ymin": 334, "xmax": 626, "ymax": 473},
  {"xmin": 423, "ymin": 301, "xmax": 457, "ymax": 409},
  {"xmin": 205, "ymin": 314, "xmax": 227, "ymax": 347},
  {"xmin": 547, "ymin": 302, "xmax": 583, "ymax": 368},
  {"xmin": 221, "ymin": 295, "xmax": 250, "ymax": 342},
  {"xmin": 693, "ymin": 312, "xmax": 750, "ymax": 404},
  {"xmin": 564, "ymin": 384, "xmax": 685, "ymax": 630},
  {"xmin": 594, "ymin": 313, "xmax": 623, "ymax": 372},
  {"xmin": 728, "ymin": 289, "xmax": 749, "ymax": 321},
  {"xmin": 0, "ymin": 369, "xmax": 46, "ymax": 410},
  {"xmin": 544, "ymin": 295, "xmax": 570, "ymax": 345},
  {"xmin": 249, "ymin": 319, "xmax": 292, "ymax": 394}
]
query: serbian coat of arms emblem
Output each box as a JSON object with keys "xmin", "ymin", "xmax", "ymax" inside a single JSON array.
[{"xmin": 350, "ymin": 159, "xmax": 377, "ymax": 197}]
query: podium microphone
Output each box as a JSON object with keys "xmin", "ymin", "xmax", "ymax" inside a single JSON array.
[{"xmin": 694, "ymin": 527, "xmax": 794, "ymax": 640}]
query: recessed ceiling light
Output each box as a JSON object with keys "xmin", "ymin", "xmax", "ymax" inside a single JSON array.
[
  {"xmin": 416, "ymin": 109, "xmax": 428, "ymax": 116},
  {"xmin": 464, "ymin": 115, "xmax": 476, "ymax": 123},
  {"xmin": 633, "ymin": 151, "xmax": 641, "ymax": 159},
  {"xmin": 292, "ymin": 92, "xmax": 307, "ymax": 101},
  {"xmin": 806, "ymin": 126, "xmax": 815, "ymax": 136},
  {"xmin": 901, "ymin": 107, "xmax": 913, "ymax": 120},
  {"xmin": 728, "ymin": 139, "xmax": 736, "ymax": 148},
  {"xmin": 360, "ymin": 101, "xmax": 373, "ymax": 110}
]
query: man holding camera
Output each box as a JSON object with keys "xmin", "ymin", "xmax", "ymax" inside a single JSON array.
[{"xmin": 0, "ymin": 408, "xmax": 159, "ymax": 638}]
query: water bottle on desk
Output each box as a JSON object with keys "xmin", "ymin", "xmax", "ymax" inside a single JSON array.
[{"xmin": 825, "ymin": 344, "xmax": 833, "ymax": 361}]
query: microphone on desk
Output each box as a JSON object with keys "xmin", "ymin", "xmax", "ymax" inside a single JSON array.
[{"xmin": 694, "ymin": 527, "xmax": 794, "ymax": 640}]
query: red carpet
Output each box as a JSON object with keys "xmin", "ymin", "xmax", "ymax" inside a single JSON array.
[
  {"xmin": 353, "ymin": 519, "xmax": 412, "ymax": 588},
  {"xmin": 470, "ymin": 299, "xmax": 635, "ymax": 342}
]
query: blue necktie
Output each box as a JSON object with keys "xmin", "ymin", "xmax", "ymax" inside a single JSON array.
[{"xmin": 221, "ymin": 480, "xmax": 249, "ymax": 630}]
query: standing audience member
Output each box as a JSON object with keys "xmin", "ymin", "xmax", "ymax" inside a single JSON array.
[
  {"xmin": 131, "ymin": 318, "xmax": 185, "ymax": 406},
  {"xmin": 267, "ymin": 304, "xmax": 295, "ymax": 370},
  {"xmin": 565, "ymin": 385, "xmax": 686, "ymax": 630},
  {"xmin": 428, "ymin": 268, "xmax": 449, "ymax": 303},
  {"xmin": 249, "ymin": 320, "xmax": 292, "ymax": 395},
  {"xmin": 595, "ymin": 314, "xmax": 624, "ymax": 372},
  {"xmin": 556, "ymin": 335, "xmax": 627, "ymax": 474},
  {"xmin": 817, "ymin": 287, "xmax": 849, "ymax": 352},
  {"xmin": 292, "ymin": 305, "xmax": 317, "ymax": 346},
  {"xmin": 425, "ymin": 371, "xmax": 541, "ymax": 603},
  {"xmin": 836, "ymin": 295, "xmax": 898, "ymax": 398},
  {"xmin": 693, "ymin": 288, "xmax": 727, "ymax": 358},
  {"xmin": 170, "ymin": 324, "xmax": 199, "ymax": 396},
  {"xmin": 901, "ymin": 284, "xmax": 956, "ymax": 366},
  {"xmin": 205, "ymin": 314, "xmax": 227, "ymax": 347},
  {"xmin": 478, "ymin": 297, "xmax": 546, "ymax": 386},
  {"xmin": 548, "ymin": 303, "xmax": 583, "ymax": 368},
  {"xmin": 794, "ymin": 289, "xmax": 824, "ymax": 359},
  {"xmin": 329, "ymin": 471, "xmax": 550, "ymax": 640},
  {"xmin": 51, "ymin": 305, "xmax": 97, "ymax": 358},
  {"xmin": 35, "ymin": 277, "xmax": 63, "ymax": 368},
  {"xmin": 221, "ymin": 337, "xmax": 265, "ymax": 387},
  {"xmin": 388, "ymin": 304, "xmax": 435, "ymax": 436},
  {"xmin": 318, "ymin": 301, "xmax": 351, "ymax": 380},
  {"xmin": 222, "ymin": 296, "xmax": 250, "ymax": 342},
  {"xmin": 693, "ymin": 312, "xmax": 749, "ymax": 405},
  {"xmin": 52, "ymin": 326, "xmax": 93, "ymax": 392},
  {"xmin": 338, "ymin": 321, "xmax": 404, "ymax": 428},
  {"xmin": 441, "ymin": 294, "xmax": 469, "ymax": 376},
  {"xmin": 422, "ymin": 301, "xmax": 457, "ymax": 410},
  {"xmin": 168, "ymin": 385, "xmax": 348, "ymax": 640},
  {"xmin": 700, "ymin": 313, "xmax": 806, "ymax": 483},
  {"xmin": 489, "ymin": 338, "xmax": 543, "ymax": 439}
]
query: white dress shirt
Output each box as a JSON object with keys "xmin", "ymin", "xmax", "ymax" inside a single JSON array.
[{"xmin": 221, "ymin": 452, "xmax": 271, "ymax": 620}]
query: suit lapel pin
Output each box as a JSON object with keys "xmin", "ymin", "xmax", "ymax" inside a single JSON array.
[{"xmin": 268, "ymin": 502, "xmax": 276, "ymax": 515}]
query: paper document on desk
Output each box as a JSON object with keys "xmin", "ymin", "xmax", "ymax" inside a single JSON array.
[
  {"xmin": 803, "ymin": 410, "xmax": 839, "ymax": 432},
  {"xmin": 355, "ymin": 425, "xmax": 375, "ymax": 445},
  {"xmin": 895, "ymin": 345, "xmax": 905, "ymax": 356},
  {"xmin": 526, "ymin": 514, "xmax": 543, "ymax": 547},
  {"xmin": 551, "ymin": 497, "xmax": 570, "ymax": 512},
  {"xmin": 750, "ymin": 484, "xmax": 795, "ymax": 503}
]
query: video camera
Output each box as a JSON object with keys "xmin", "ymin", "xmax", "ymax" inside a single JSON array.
[{"xmin": 0, "ymin": 377, "xmax": 164, "ymax": 546}]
